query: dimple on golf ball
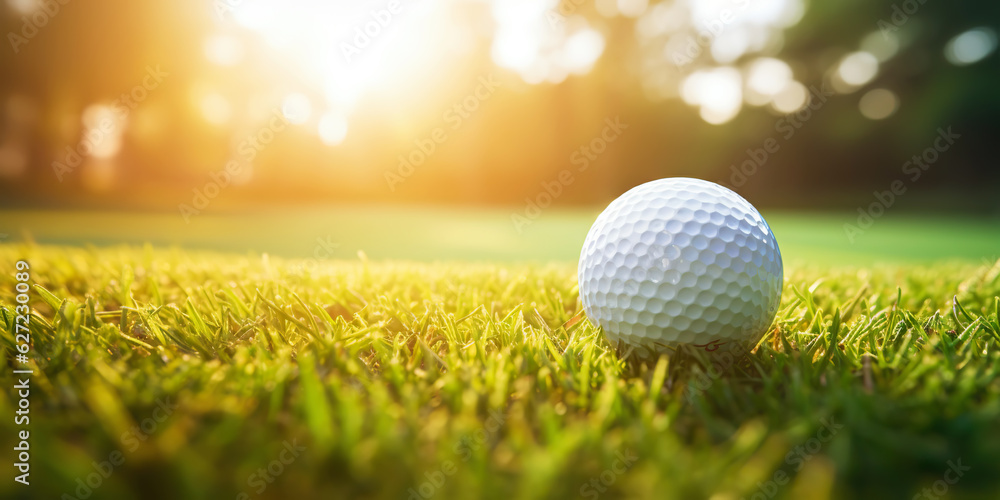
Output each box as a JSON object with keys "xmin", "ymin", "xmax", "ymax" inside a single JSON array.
[{"xmin": 578, "ymin": 177, "xmax": 783, "ymax": 356}]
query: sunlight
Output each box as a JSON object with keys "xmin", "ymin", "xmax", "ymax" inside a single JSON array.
[
  {"xmin": 683, "ymin": 67, "xmax": 743, "ymax": 124},
  {"xmin": 318, "ymin": 113, "xmax": 349, "ymax": 146},
  {"xmin": 490, "ymin": 0, "xmax": 606, "ymax": 84},
  {"xmin": 634, "ymin": 0, "xmax": 805, "ymax": 124},
  {"xmin": 217, "ymin": 0, "xmax": 455, "ymax": 144}
]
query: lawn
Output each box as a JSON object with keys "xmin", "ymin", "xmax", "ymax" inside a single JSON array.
[
  {"xmin": 2, "ymin": 207, "xmax": 999, "ymax": 264},
  {"xmin": 2, "ymin": 238, "xmax": 1000, "ymax": 499}
]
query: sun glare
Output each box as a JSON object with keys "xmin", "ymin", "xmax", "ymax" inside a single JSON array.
[
  {"xmin": 214, "ymin": 0, "xmax": 456, "ymax": 144},
  {"xmin": 202, "ymin": 0, "xmax": 809, "ymax": 141}
]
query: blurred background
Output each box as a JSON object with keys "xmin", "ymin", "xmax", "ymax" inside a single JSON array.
[{"xmin": 0, "ymin": 0, "xmax": 997, "ymax": 260}]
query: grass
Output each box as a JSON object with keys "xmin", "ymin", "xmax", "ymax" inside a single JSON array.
[
  {"xmin": 2, "ymin": 244, "xmax": 1000, "ymax": 499},
  {"xmin": 3, "ymin": 207, "xmax": 1000, "ymax": 264}
]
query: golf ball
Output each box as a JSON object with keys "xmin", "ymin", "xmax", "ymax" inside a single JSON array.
[{"xmin": 578, "ymin": 177, "xmax": 783, "ymax": 356}]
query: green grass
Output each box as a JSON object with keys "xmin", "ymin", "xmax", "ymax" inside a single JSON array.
[
  {"xmin": 2, "ymin": 207, "xmax": 999, "ymax": 264},
  {"xmin": 2, "ymin": 244, "xmax": 1000, "ymax": 499}
]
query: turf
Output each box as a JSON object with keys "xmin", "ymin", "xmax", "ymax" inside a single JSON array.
[
  {"xmin": 3, "ymin": 207, "xmax": 1000, "ymax": 264},
  {"xmin": 2, "ymin": 245, "xmax": 1000, "ymax": 499}
]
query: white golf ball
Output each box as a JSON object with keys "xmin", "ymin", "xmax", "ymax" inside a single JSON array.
[{"xmin": 578, "ymin": 177, "xmax": 783, "ymax": 356}]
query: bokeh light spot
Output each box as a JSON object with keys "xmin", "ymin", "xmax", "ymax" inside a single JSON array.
[
  {"xmin": 858, "ymin": 88, "xmax": 898, "ymax": 120},
  {"xmin": 711, "ymin": 29, "xmax": 751, "ymax": 64},
  {"xmin": 204, "ymin": 35, "xmax": 244, "ymax": 66},
  {"xmin": 200, "ymin": 93, "xmax": 232, "ymax": 126},
  {"xmin": 616, "ymin": 0, "xmax": 648, "ymax": 18},
  {"xmin": 945, "ymin": 27, "xmax": 997, "ymax": 66},
  {"xmin": 746, "ymin": 58, "xmax": 792, "ymax": 97},
  {"xmin": 771, "ymin": 81, "xmax": 807, "ymax": 114},
  {"xmin": 861, "ymin": 31, "xmax": 899, "ymax": 62},
  {"xmin": 684, "ymin": 67, "xmax": 742, "ymax": 125},
  {"xmin": 318, "ymin": 113, "xmax": 349, "ymax": 146},
  {"xmin": 81, "ymin": 104, "xmax": 124, "ymax": 159},
  {"xmin": 282, "ymin": 93, "xmax": 312, "ymax": 125},
  {"xmin": 562, "ymin": 29, "xmax": 605, "ymax": 73},
  {"xmin": 6, "ymin": 0, "xmax": 36, "ymax": 14},
  {"xmin": 837, "ymin": 51, "xmax": 879, "ymax": 86}
]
